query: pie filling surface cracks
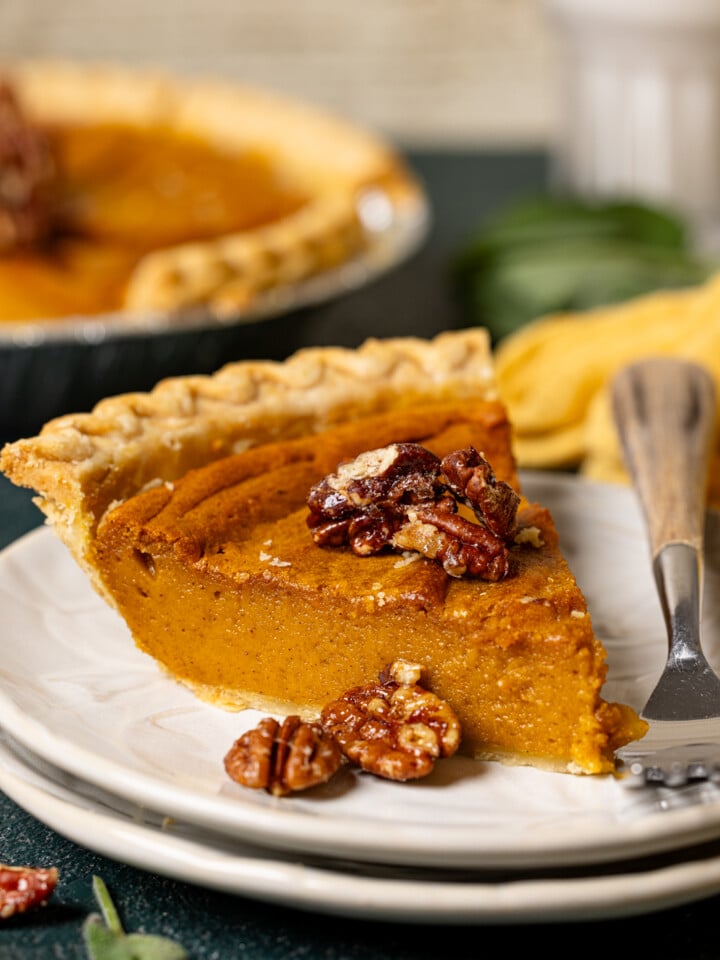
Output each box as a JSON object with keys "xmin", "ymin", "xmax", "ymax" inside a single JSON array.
[{"xmin": 0, "ymin": 329, "xmax": 646, "ymax": 775}]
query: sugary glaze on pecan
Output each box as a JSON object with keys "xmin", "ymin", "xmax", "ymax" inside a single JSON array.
[
  {"xmin": 224, "ymin": 714, "xmax": 343, "ymax": 796},
  {"xmin": 320, "ymin": 659, "xmax": 461, "ymax": 781},
  {"xmin": 0, "ymin": 863, "xmax": 59, "ymax": 919},
  {"xmin": 0, "ymin": 81, "xmax": 54, "ymax": 254},
  {"xmin": 441, "ymin": 445, "xmax": 520, "ymax": 539},
  {"xmin": 306, "ymin": 442, "xmax": 446, "ymax": 552},
  {"xmin": 307, "ymin": 442, "xmax": 520, "ymax": 580}
]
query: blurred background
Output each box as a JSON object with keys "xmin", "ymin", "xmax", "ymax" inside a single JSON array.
[
  {"xmin": 0, "ymin": 0, "xmax": 562, "ymax": 439},
  {"xmin": 0, "ymin": 0, "xmax": 560, "ymax": 150}
]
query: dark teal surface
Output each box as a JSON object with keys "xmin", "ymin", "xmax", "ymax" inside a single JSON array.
[{"xmin": 2, "ymin": 151, "xmax": 718, "ymax": 958}]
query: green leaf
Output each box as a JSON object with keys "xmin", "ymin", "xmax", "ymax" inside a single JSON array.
[
  {"xmin": 83, "ymin": 876, "xmax": 189, "ymax": 960},
  {"xmin": 453, "ymin": 194, "xmax": 715, "ymax": 344},
  {"xmin": 124, "ymin": 934, "xmax": 189, "ymax": 960},
  {"xmin": 461, "ymin": 195, "xmax": 688, "ymax": 253},
  {"xmin": 83, "ymin": 917, "xmax": 125, "ymax": 958},
  {"xmin": 92, "ymin": 876, "xmax": 124, "ymax": 934}
]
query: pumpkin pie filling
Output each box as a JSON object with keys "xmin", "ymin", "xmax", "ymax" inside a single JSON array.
[
  {"xmin": 93, "ymin": 403, "xmax": 643, "ymax": 774},
  {"xmin": 0, "ymin": 123, "xmax": 309, "ymax": 320},
  {"xmin": 0, "ymin": 329, "xmax": 646, "ymax": 775},
  {"xmin": 0, "ymin": 61, "xmax": 422, "ymax": 322}
]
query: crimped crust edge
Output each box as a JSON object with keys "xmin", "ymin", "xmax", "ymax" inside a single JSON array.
[{"xmin": 0, "ymin": 330, "xmax": 497, "ymax": 597}]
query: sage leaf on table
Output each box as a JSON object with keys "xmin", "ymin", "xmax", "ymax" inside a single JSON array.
[{"xmin": 83, "ymin": 876, "xmax": 189, "ymax": 960}]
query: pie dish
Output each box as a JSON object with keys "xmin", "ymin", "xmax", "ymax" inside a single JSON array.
[
  {"xmin": 0, "ymin": 59, "xmax": 425, "ymax": 326},
  {"xmin": 0, "ymin": 329, "xmax": 645, "ymax": 775}
]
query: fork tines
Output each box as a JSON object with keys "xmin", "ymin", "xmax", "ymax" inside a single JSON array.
[{"xmin": 618, "ymin": 743, "xmax": 720, "ymax": 788}]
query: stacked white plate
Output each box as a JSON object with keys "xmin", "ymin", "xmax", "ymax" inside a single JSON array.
[{"xmin": 4, "ymin": 473, "xmax": 720, "ymax": 924}]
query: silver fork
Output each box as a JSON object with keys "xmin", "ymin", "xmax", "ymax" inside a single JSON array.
[{"xmin": 612, "ymin": 357, "xmax": 720, "ymax": 787}]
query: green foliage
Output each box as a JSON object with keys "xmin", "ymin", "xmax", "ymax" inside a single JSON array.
[
  {"xmin": 83, "ymin": 877, "xmax": 188, "ymax": 960},
  {"xmin": 453, "ymin": 196, "xmax": 712, "ymax": 344}
]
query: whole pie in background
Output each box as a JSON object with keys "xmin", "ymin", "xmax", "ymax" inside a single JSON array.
[{"xmin": 0, "ymin": 60, "xmax": 426, "ymax": 324}]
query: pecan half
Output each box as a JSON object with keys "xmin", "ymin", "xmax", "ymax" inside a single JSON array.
[
  {"xmin": 320, "ymin": 659, "xmax": 461, "ymax": 781},
  {"xmin": 0, "ymin": 863, "xmax": 58, "ymax": 919},
  {"xmin": 224, "ymin": 715, "xmax": 343, "ymax": 796},
  {"xmin": 441, "ymin": 446, "xmax": 520, "ymax": 539},
  {"xmin": 0, "ymin": 82, "xmax": 55, "ymax": 254},
  {"xmin": 307, "ymin": 442, "xmax": 446, "ymax": 555},
  {"xmin": 393, "ymin": 501, "xmax": 512, "ymax": 580},
  {"xmin": 307, "ymin": 442, "xmax": 520, "ymax": 580}
]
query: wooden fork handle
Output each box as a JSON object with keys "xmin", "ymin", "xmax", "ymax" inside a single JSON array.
[{"xmin": 611, "ymin": 358, "xmax": 717, "ymax": 559}]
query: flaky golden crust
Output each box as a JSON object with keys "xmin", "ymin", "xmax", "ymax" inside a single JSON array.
[
  {"xmin": 0, "ymin": 330, "xmax": 497, "ymax": 598},
  {"xmin": 1, "ymin": 59, "xmax": 424, "ymax": 315}
]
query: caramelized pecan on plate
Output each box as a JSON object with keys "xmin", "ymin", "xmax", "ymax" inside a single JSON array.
[
  {"xmin": 306, "ymin": 442, "xmax": 521, "ymax": 581},
  {"xmin": 224, "ymin": 714, "xmax": 343, "ymax": 797},
  {"xmin": 0, "ymin": 863, "xmax": 59, "ymax": 919},
  {"xmin": 321, "ymin": 659, "xmax": 462, "ymax": 781},
  {"xmin": 223, "ymin": 662, "xmax": 463, "ymax": 793}
]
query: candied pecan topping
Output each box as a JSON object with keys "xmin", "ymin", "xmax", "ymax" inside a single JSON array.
[
  {"xmin": 0, "ymin": 81, "xmax": 55, "ymax": 254},
  {"xmin": 0, "ymin": 863, "xmax": 58, "ymax": 919},
  {"xmin": 394, "ymin": 501, "xmax": 513, "ymax": 580},
  {"xmin": 321, "ymin": 659, "xmax": 461, "ymax": 781},
  {"xmin": 441, "ymin": 446, "xmax": 520, "ymax": 539},
  {"xmin": 307, "ymin": 442, "xmax": 520, "ymax": 580},
  {"xmin": 306, "ymin": 443, "xmax": 446, "ymax": 554},
  {"xmin": 224, "ymin": 715, "xmax": 343, "ymax": 796}
]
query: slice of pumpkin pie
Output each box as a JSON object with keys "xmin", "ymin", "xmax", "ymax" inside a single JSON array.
[{"xmin": 0, "ymin": 329, "xmax": 645, "ymax": 774}]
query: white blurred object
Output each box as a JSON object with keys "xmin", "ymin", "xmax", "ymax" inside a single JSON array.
[{"xmin": 546, "ymin": 0, "xmax": 720, "ymax": 251}]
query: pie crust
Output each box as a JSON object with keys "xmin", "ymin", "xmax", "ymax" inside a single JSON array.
[
  {"xmin": 0, "ymin": 329, "xmax": 646, "ymax": 775},
  {"xmin": 0, "ymin": 329, "xmax": 496, "ymax": 597},
  {"xmin": 1, "ymin": 59, "xmax": 425, "ymax": 319}
]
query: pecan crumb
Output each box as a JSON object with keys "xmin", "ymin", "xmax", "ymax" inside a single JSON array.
[
  {"xmin": 224, "ymin": 715, "xmax": 343, "ymax": 796},
  {"xmin": 0, "ymin": 81, "xmax": 55, "ymax": 254},
  {"xmin": 307, "ymin": 442, "xmax": 521, "ymax": 580},
  {"xmin": 320, "ymin": 658, "xmax": 462, "ymax": 781},
  {"xmin": 0, "ymin": 863, "xmax": 58, "ymax": 919}
]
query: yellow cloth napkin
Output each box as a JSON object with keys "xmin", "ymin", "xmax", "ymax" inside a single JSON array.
[{"xmin": 493, "ymin": 271, "xmax": 720, "ymax": 505}]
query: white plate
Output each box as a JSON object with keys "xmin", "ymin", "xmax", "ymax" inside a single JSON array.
[
  {"xmin": 5, "ymin": 732, "xmax": 720, "ymax": 925},
  {"xmin": 3, "ymin": 474, "xmax": 720, "ymax": 870}
]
